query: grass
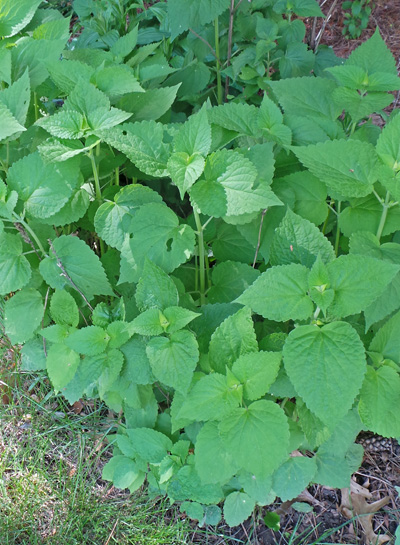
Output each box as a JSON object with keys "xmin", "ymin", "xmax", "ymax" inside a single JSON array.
[{"xmin": 0, "ymin": 358, "xmax": 190, "ymax": 545}]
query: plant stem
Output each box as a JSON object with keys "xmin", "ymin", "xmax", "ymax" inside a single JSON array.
[
  {"xmin": 115, "ymin": 166, "xmax": 120, "ymax": 186},
  {"xmin": 224, "ymin": 0, "xmax": 235, "ymax": 101},
  {"xmin": 89, "ymin": 149, "xmax": 102, "ymax": 202},
  {"xmin": 214, "ymin": 17, "xmax": 223, "ymax": 105},
  {"xmin": 376, "ymin": 191, "xmax": 390, "ymax": 241},
  {"xmin": 13, "ymin": 214, "xmax": 48, "ymax": 257},
  {"xmin": 334, "ymin": 201, "xmax": 341, "ymax": 256},
  {"xmin": 34, "ymin": 92, "xmax": 39, "ymax": 121},
  {"xmin": 349, "ymin": 121, "xmax": 357, "ymax": 136},
  {"xmin": 193, "ymin": 210, "xmax": 206, "ymax": 306}
]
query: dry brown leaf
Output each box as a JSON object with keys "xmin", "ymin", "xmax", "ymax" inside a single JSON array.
[{"xmin": 340, "ymin": 480, "xmax": 390, "ymax": 545}]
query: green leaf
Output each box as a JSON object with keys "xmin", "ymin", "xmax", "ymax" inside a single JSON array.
[
  {"xmin": 180, "ymin": 501, "xmax": 204, "ymax": 523},
  {"xmin": 65, "ymin": 326, "xmax": 110, "ymax": 356},
  {"xmin": 270, "ymin": 209, "xmax": 335, "ymax": 267},
  {"xmin": 127, "ymin": 427, "xmax": 173, "ymax": 464},
  {"xmin": 178, "ymin": 373, "xmax": 241, "ymax": 422},
  {"xmin": 98, "ymin": 348, "xmax": 124, "ymax": 398},
  {"xmin": 32, "ymin": 16, "xmax": 70, "ymax": 41},
  {"xmin": 40, "ymin": 235, "xmax": 113, "ymax": 300},
  {"xmin": 194, "ymin": 421, "xmax": 238, "ymax": 485},
  {"xmin": 208, "ymin": 307, "xmax": 258, "ymax": 374},
  {"xmin": 119, "ymin": 203, "xmax": 195, "ymax": 283},
  {"xmin": 7, "ymin": 152, "xmax": 79, "ymax": 219},
  {"xmin": 168, "ymin": 464, "xmax": 223, "ymax": 504},
  {"xmin": 283, "ymin": 322, "xmax": 366, "ymax": 427},
  {"xmin": 46, "ymin": 344, "xmax": 80, "ymax": 392},
  {"xmin": 232, "ymin": 351, "xmax": 281, "ymax": 401},
  {"xmin": 219, "ymin": 399, "xmax": 290, "ymax": 478},
  {"xmin": 92, "ymin": 65, "xmax": 143, "ymax": 100},
  {"xmin": 94, "ymin": 184, "xmax": 162, "ymax": 251},
  {"xmin": 208, "ymin": 261, "xmax": 260, "ymax": 304},
  {"xmin": 0, "ymin": 101, "xmax": 26, "ymax": 141},
  {"xmin": 358, "ymin": 366, "xmax": 400, "ymax": 437},
  {"xmin": 40, "ymin": 188, "xmax": 90, "ymax": 227},
  {"xmin": 0, "ymin": 47, "xmax": 11, "ymax": 85},
  {"xmin": 163, "ymin": 307, "xmax": 200, "ymax": 334},
  {"xmin": 47, "ymin": 59, "xmax": 94, "ymax": 94},
  {"xmin": 327, "ymin": 255, "xmax": 399, "ymax": 318},
  {"xmin": 4, "ymin": 288, "xmax": 43, "ymax": 344},
  {"xmin": 102, "ymin": 455, "xmax": 145, "ymax": 491},
  {"xmin": 279, "ymin": 43, "xmax": 315, "ymax": 79},
  {"xmin": 308, "ymin": 256, "xmax": 335, "ymax": 314},
  {"xmin": 236, "ymin": 264, "xmax": 313, "ymax": 322},
  {"xmin": 0, "ymin": 69, "xmax": 30, "ymax": 126},
  {"xmin": 273, "ymin": 171, "xmax": 328, "ymax": 225},
  {"xmin": 38, "ymin": 138, "xmax": 91, "ymax": 163},
  {"xmin": 293, "ymin": 139, "xmax": 379, "ymax": 200},
  {"xmin": 168, "ymin": 152, "xmax": 205, "ymax": 199},
  {"xmin": 258, "ymin": 95, "xmax": 292, "ymax": 146},
  {"xmin": 0, "ymin": 0, "xmax": 42, "ymax": 37},
  {"xmin": 111, "ymin": 27, "xmax": 138, "ymax": 59},
  {"xmin": 20, "ymin": 336, "xmax": 46, "ymax": 371},
  {"xmin": 64, "ymin": 80, "xmax": 110, "ymax": 115},
  {"xmin": 223, "ymin": 492, "xmax": 255, "ymax": 527},
  {"xmin": 332, "ymin": 87, "xmax": 393, "ymax": 122},
  {"xmin": 130, "ymin": 308, "xmax": 165, "ymax": 336},
  {"xmin": 40, "ymin": 324, "xmax": 71, "ymax": 344},
  {"xmin": 269, "ymin": 77, "xmax": 341, "ymax": 120},
  {"xmin": 314, "ymin": 443, "xmax": 364, "ymax": 489},
  {"xmin": 272, "ymin": 457, "xmax": 317, "ymax": 502},
  {"xmin": 146, "ymin": 330, "xmax": 199, "ymax": 393},
  {"xmin": 346, "ymin": 29, "xmax": 398, "ymax": 76},
  {"xmin": 376, "ymin": 114, "xmax": 400, "ymax": 171},
  {"xmin": 135, "ymin": 259, "xmax": 179, "ymax": 312},
  {"xmin": 190, "ymin": 150, "xmax": 278, "ymax": 218},
  {"xmin": 117, "ymin": 85, "xmax": 180, "ymax": 122},
  {"xmin": 209, "ymin": 103, "xmax": 259, "ymax": 138},
  {"xmin": 0, "ymin": 232, "xmax": 31, "ymax": 295},
  {"xmin": 168, "ymin": 0, "xmax": 230, "ymax": 40},
  {"xmin": 49, "ymin": 291, "xmax": 79, "ymax": 328},
  {"xmin": 174, "ymin": 106, "xmax": 211, "ymax": 157},
  {"xmin": 369, "ymin": 309, "xmax": 400, "ymax": 363},
  {"xmin": 100, "ymin": 121, "xmax": 170, "ymax": 177},
  {"xmin": 120, "ymin": 336, "xmax": 153, "ymax": 385}
]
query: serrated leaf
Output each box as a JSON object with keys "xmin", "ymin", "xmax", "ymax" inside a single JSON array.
[
  {"xmin": 47, "ymin": 59, "xmax": 94, "ymax": 94},
  {"xmin": 111, "ymin": 27, "xmax": 138, "ymax": 59},
  {"xmin": 168, "ymin": 152, "xmax": 205, "ymax": 199},
  {"xmin": 332, "ymin": 87, "xmax": 393, "ymax": 122},
  {"xmin": 130, "ymin": 308, "xmax": 164, "ymax": 336},
  {"xmin": 146, "ymin": 330, "xmax": 199, "ymax": 393},
  {"xmin": 119, "ymin": 203, "xmax": 195, "ymax": 283},
  {"xmin": 40, "ymin": 188, "xmax": 90, "ymax": 227},
  {"xmin": 163, "ymin": 307, "xmax": 200, "ymax": 334},
  {"xmin": 208, "ymin": 261, "xmax": 260, "ymax": 304},
  {"xmin": 64, "ymin": 80, "xmax": 110, "ymax": 115},
  {"xmin": 99, "ymin": 121, "xmax": 170, "ymax": 177},
  {"xmin": 65, "ymin": 326, "xmax": 110, "ymax": 356},
  {"xmin": 117, "ymin": 85, "xmax": 180, "ymax": 122},
  {"xmin": 369, "ymin": 309, "xmax": 400, "ymax": 363},
  {"xmin": 0, "ymin": 101, "xmax": 26, "ymax": 140},
  {"xmin": 20, "ymin": 337, "xmax": 46, "ymax": 371},
  {"xmin": 127, "ymin": 427, "xmax": 173, "ymax": 464},
  {"xmin": 224, "ymin": 492, "xmax": 255, "ymax": 527},
  {"xmin": 219, "ymin": 399, "xmax": 290, "ymax": 478},
  {"xmin": 0, "ymin": 0, "xmax": 42, "ymax": 37},
  {"xmin": 272, "ymin": 457, "xmax": 317, "ymax": 502},
  {"xmin": 208, "ymin": 103, "xmax": 259, "ymax": 138},
  {"xmin": 168, "ymin": 0, "xmax": 230, "ymax": 40},
  {"xmin": 358, "ymin": 366, "xmax": 400, "ymax": 437},
  {"xmin": 120, "ymin": 336, "xmax": 153, "ymax": 385},
  {"xmin": 0, "ymin": 232, "xmax": 31, "ymax": 295},
  {"xmin": 283, "ymin": 322, "xmax": 366, "ymax": 427},
  {"xmin": 174, "ymin": 106, "xmax": 211, "ymax": 157},
  {"xmin": 208, "ymin": 307, "xmax": 258, "ymax": 374},
  {"xmin": 232, "ymin": 351, "xmax": 281, "ymax": 401},
  {"xmin": 270, "ymin": 209, "xmax": 335, "ymax": 267},
  {"xmin": 168, "ymin": 464, "xmax": 223, "ymax": 505},
  {"xmin": 92, "ymin": 65, "xmax": 143, "ymax": 100},
  {"xmin": 346, "ymin": 29, "xmax": 398, "ymax": 76},
  {"xmin": 0, "ymin": 69, "xmax": 30, "ymax": 126},
  {"xmin": 194, "ymin": 421, "xmax": 238, "ymax": 485},
  {"xmin": 7, "ymin": 152, "xmax": 79, "ymax": 219},
  {"xmin": 4, "ymin": 288, "xmax": 43, "ymax": 344},
  {"xmin": 279, "ymin": 42, "xmax": 315, "ymax": 79},
  {"xmin": 135, "ymin": 259, "xmax": 179, "ymax": 312},
  {"xmin": 308, "ymin": 255, "xmax": 334, "ymax": 314},
  {"xmin": 258, "ymin": 95, "xmax": 292, "ymax": 146},
  {"xmin": 40, "ymin": 235, "xmax": 113, "ymax": 300},
  {"xmin": 376, "ymin": 114, "xmax": 400, "ymax": 171},
  {"xmin": 339, "ymin": 194, "xmax": 400, "ymax": 238},
  {"xmin": 293, "ymin": 139, "xmax": 379, "ymax": 200},
  {"xmin": 327, "ymin": 255, "xmax": 399, "ymax": 318},
  {"xmin": 236, "ymin": 264, "xmax": 313, "ymax": 322},
  {"xmin": 46, "ymin": 343, "xmax": 80, "ymax": 392},
  {"xmin": 178, "ymin": 373, "xmax": 241, "ymax": 422}
]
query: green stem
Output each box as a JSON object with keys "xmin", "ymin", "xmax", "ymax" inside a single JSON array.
[
  {"xmin": 376, "ymin": 191, "xmax": 390, "ymax": 241},
  {"xmin": 115, "ymin": 166, "xmax": 120, "ymax": 186},
  {"xmin": 334, "ymin": 201, "xmax": 342, "ymax": 256},
  {"xmin": 321, "ymin": 207, "xmax": 330, "ymax": 235},
  {"xmin": 89, "ymin": 149, "xmax": 102, "ymax": 202},
  {"xmin": 214, "ymin": 18, "xmax": 223, "ymax": 105},
  {"xmin": 13, "ymin": 214, "xmax": 48, "ymax": 257},
  {"xmin": 34, "ymin": 92, "xmax": 39, "ymax": 121},
  {"xmin": 193, "ymin": 210, "xmax": 206, "ymax": 306},
  {"xmin": 349, "ymin": 121, "xmax": 357, "ymax": 136}
]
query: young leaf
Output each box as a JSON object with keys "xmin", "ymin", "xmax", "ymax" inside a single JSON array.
[
  {"xmin": 163, "ymin": 307, "xmax": 200, "ymax": 334},
  {"xmin": 4, "ymin": 288, "xmax": 43, "ymax": 344},
  {"xmin": 232, "ymin": 351, "xmax": 282, "ymax": 401},
  {"xmin": 293, "ymin": 140, "xmax": 379, "ymax": 200},
  {"xmin": 283, "ymin": 322, "xmax": 366, "ymax": 427},
  {"xmin": 308, "ymin": 256, "xmax": 334, "ymax": 314},
  {"xmin": 0, "ymin": 232, "xmax": 31, "ymax": 295},
  {"xmin": 327, "ymin": 255, "xmax": 400, "ymax": 318},
  {"xmin": 39, "ymin": 235, "xmax": 114, "ymax": 300},
  {"xmin": 208, "ymin": 307, "xmax": 258, "ymax": 374},
  {"xmin": 130, "ymin": 308, "xmax": 165, "ymax": 336},
  {"xmin": 146, "ymin": 330, "xmax": 199, "ymax": 393},
  {"xmin": 223, "ymin": 492, "xmax": 255, "ymax": 528},
  {"xmin": 46, "ymin": 344, "xmax": 80, "ymax": 392},
  {"xmin": 50, "ymin": 290, "xmax": 79, "ymax": 328},
  {"xmin": 219, "ymin": 399, "xmax": 290, "ymax": 478},
  {"xmin": 270, "ymin": 209, "xmax": 335, "ymax": 267},
  {"xmin": 236, "ymin": 264, "xmax": 313, "ymax": 322},
  {"xmin": 168, "ymin": 152, "xmax": 205, "ymax": 199},
  {"xmin": 358, "ymin": 366, "xmax": 400, "ymax": 437},
  {"xmin": 135, "ymin": 259, "xmax": 179, "ymax": 312}
]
